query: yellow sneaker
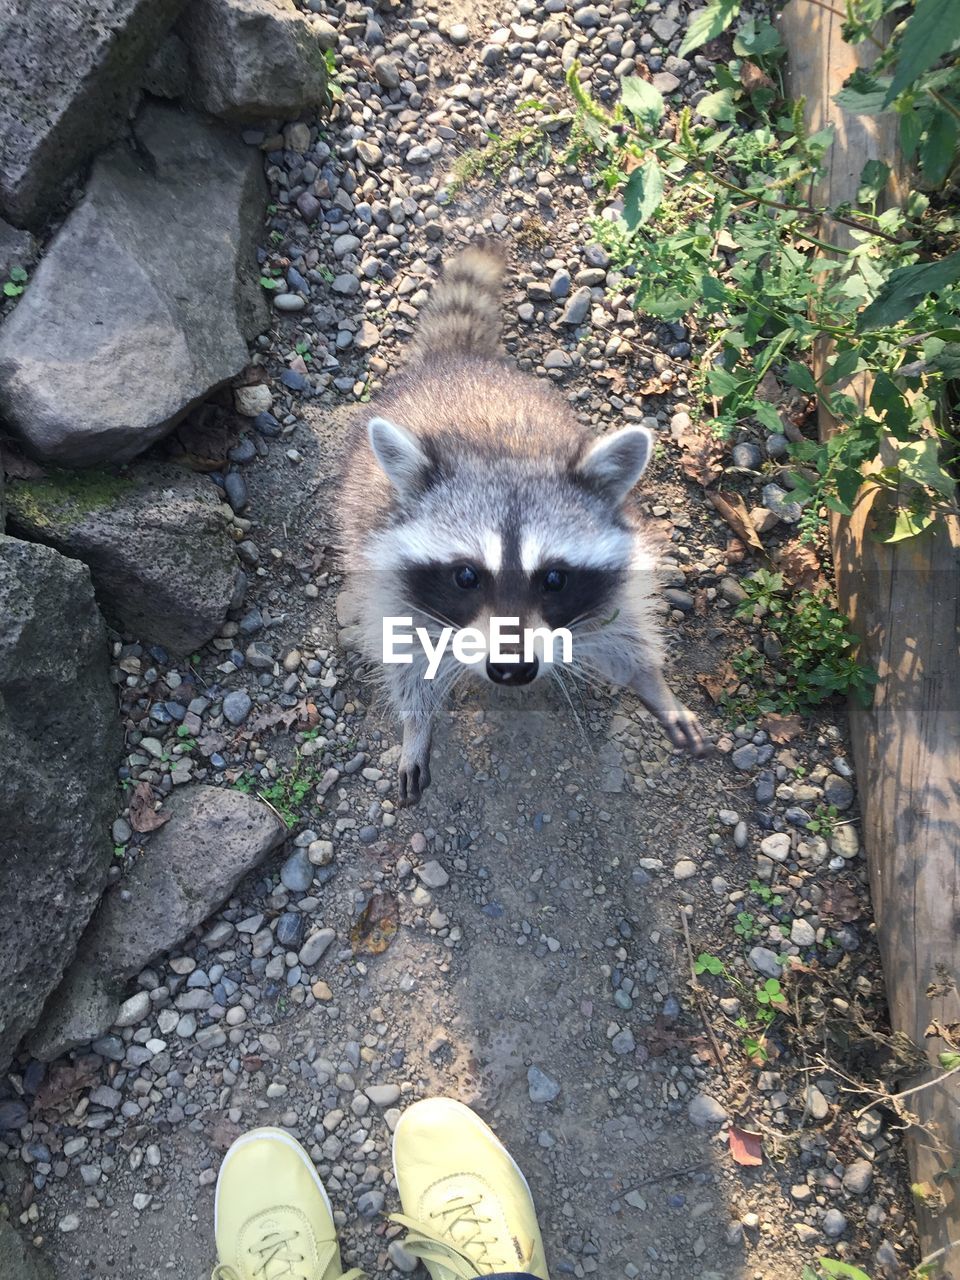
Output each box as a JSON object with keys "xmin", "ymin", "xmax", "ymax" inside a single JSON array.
[
  {"xmin": 390, "ymin": 1097, "xmax": 550, "ymax": 1280},
  {"xmin": 212, "ymin": 1127, "xmax": 365, "ymax": 1280}
]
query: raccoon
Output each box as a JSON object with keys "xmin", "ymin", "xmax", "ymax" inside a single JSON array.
[{"xmin": 336, "ymin": 244, "xmax": 709, "ymax": 805}]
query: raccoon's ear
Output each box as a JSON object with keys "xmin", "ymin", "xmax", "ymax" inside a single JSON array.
[
  {"xmin": 575, "ymin": 425, "xmax": 653, "ymax": 502},
  {"xmin": 368, "ymin": 416, "xmax": 430, "ymax": 496}
]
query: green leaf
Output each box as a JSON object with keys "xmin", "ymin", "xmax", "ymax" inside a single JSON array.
[
  {"xmin": 918, "ymin": 108, "xmax": 958, "ymax": 187},
  {"xmin": 835, "ymin": 70, "xmax": 892, "ymax": 115},
  {"xmin": 884, "ymin": 502, "xmax": 937, "ymax": 542},
  {"xmin": 784, "ymin": 360, "xmax": 816, "ymax": 393},
  {"xmin": 708, "ymin": 366, "xmax": 742, "ymax": 398},
  {"xmin": 857, "ymin": 158, "xmax": 890, "ymax": 204},
  {"xmin": 753, "ymin": 400, "xmax": 784, "ymax": 432},
  {"xmin": 817, "ymin": 1258, "xmax": 876, "ymax": 1279},
  {"xmin": 698, "ymin": 87, "xmax": 738, "ymax": 121},
  {"xmin": 939, "ymin": 1051, "xmax": 960, "ymax": 1070},
  {"xmin": 620, "ymin": 76, "xmax": 664, "ymax": 129},
  {"xmin": 884, "ymin": 0, "xmax": 960, "ymax": 105},
  {"xmin": 900, "ymin": 106, "xmax": 924, "ymax": 161},
  {"xmin": 678, "ymin": 0, "xmax": 741, "ymax": 57},
  {"xmin": 824, "ymin": 347, "xmax": 861, "ymax": 384},
  {"xmin": 733, "ymin": 16, "xmax": 783, "ymax": 57},
  {"xmin": 870, "ymin": 371, "xmax": 913, "ymax": 439},
  {"xmin": 622, "ymin": 156, "xmax": 664, "ymax": 230},
  {"xmin": 8, "ymin": 266, "xmax": 27, "ymax": 283},
  {"xmin": 858, "ymin": 251, "xmax": 960, "ymax": 330},
  {"xmin": 897, "ymin": 437, "xmax": 957, "ymax": 499},
  {"xmin": 2, "ymin": 281, "xmax": 23, "ymax": 297}
]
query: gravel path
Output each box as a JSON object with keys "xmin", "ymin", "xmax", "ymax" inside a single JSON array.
[{"xmin": 1, "ymin": 0, "xmax": 918, "ymax": 1276}]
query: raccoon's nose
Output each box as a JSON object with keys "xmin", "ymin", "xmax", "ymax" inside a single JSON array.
[{"xmin": 486, "ymin": 656, "xmax": 539, "ymax": 686}]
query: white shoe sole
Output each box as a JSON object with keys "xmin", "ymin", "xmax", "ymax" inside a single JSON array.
[
  {"xmin": 214, "ymin": 1126, "xmax": 334, "ymax": 1238},
  {"xmin": 391, "ymin": 1096, "xmax": 536, "ymax": 1204}
]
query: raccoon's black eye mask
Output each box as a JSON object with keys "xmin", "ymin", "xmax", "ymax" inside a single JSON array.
[{"xmin": 401, "ymin": 562, "xmax": 622, "ymax": 631}]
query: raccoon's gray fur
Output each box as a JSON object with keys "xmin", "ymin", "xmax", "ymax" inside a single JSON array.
[{"xmin": 337, "ymin": 244, "xmax": 708, "ymax": 805}]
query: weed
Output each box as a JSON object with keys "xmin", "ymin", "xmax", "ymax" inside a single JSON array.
[
  {"xmin": 235, "ymin": 752, "xmax": 317, "ymax": 827},
  {"xmin": 725, "ymin": 569, "xmax": 877, "ymax": 717},
  {"xmin": 733, "ymin": 910, "xmax": 760, "ymax": 942},
  {"xmin": 749, "ymin": 879, "xmax": 783, "ymax": 908},
  {"xmin": 564, "ymin": 0, "xmax": 960, "ymax": 544},
  {"xmin": 694, "ymin": 951, "xmax": 726, "ymax": 977},
  {"xmin": 807, "ymin": 803, "xmax": 840, "ymax": 838},
  {"xmin": 324, "ymin": 48, "xmax": 343, "ymax": 101},
  {"xmin": 801, "ymin": 1258, "xmax": 875, "ymax": 1279},
  {"xmin": 3, "ymin": 266, "xmax": 27, "ymax": 297}
]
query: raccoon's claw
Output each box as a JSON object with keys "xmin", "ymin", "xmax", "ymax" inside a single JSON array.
[
  {"xmin": 663, "ymin": 702, "xmax": 712, "ymax": 758},
  {"xmin": 398, "ymin": 758, "xmax": 431, "ymax": 806}
]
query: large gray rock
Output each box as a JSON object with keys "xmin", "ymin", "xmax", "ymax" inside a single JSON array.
[
  {"xmin": 0, "ymin": 0, "xmax": 186, "ymax": 228},
  {"xmin": 0, "ymin": 1218, "xmax": 54, "ymax": 1280},
  {"xmin": 6, "ymin": 462, "xmax": 240, "ymax": 654},
  {"xmin": 0, "ymin": 103, "xmax": 268, "ymax": 467},
  {"xmin": 179, "ymin": 0, "xmax": 329, "ymax": 121},
  {"xmin": 29, "ymin": 786, "xmax": 286, "ymax": 1059},
  {"xmin": 0, "ymin": 539, "xmax": 120, "ymax": 1072}
]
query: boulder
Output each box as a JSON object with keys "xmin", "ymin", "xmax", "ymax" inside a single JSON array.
[
  {"xmin": 0, "ymin": 1218, "xmax": 54, "ymax": 1280},
  {"xmin": 179, "ymin": 0, "xmax": 329, "ymax": 121},
  {"xmin": 28, "ymin": 786, "xmax": 286, "ymax": 1059},
  {"xmin": 0, "ymin": 0, "xmax": 186, "ymax": 228},
  {"xmin": 6, "ymin": 462, "xmax": 240, "ymax": 654},
  {"xmin": 0, "ymin": 103, "xmax": 268, "ymax": 467},
  {"xmin": 0, "ymin": 539, "xmax": 120, "ymax": 1072}
]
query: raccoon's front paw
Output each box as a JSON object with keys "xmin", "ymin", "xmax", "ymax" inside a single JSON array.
[
  {"xmin": 398, "ymin": 756, "xmax": 431, "ymax": 806},
  {"xmin": 662, "ymin": 702, "xmax": 712, "ymax": 758}
]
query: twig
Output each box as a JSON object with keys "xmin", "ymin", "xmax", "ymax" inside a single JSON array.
[
  {"xmin": 854, "ymin": 1060, "xmax": 960, "ymax": 1120},
  {"xmin": 679, "ymin": 906, "xmax": 730, "ymax": 1080},
  {"xmin": 621, "ymin": 1160, "xmax": 710, "ymax": 1194}
]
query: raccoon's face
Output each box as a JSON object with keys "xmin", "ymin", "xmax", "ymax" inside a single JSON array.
[{"xmin": 365, "ymin": 416, "xmax": 654, "ymax": 686}]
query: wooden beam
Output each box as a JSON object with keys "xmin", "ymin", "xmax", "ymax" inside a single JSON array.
[{"xmin": 780, "ymin": 4, "xmax": 960, "ymax": 1274}]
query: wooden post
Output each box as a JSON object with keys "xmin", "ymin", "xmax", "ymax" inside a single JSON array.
[{"xmin": 780, "ymin": 4, "xmax": 960, "ymax": 1274}]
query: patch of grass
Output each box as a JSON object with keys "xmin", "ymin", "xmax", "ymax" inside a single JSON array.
[
  {"xmin": 725, "ymin": 569, "xmax": 877, "ymax": 718},
  {"xmin": 233, "ymin": 751, "xmax": 318, "ymax": 827},
  {"xmin": 6, "ymin": 468, "xmax": 138, "ymax": 532}
]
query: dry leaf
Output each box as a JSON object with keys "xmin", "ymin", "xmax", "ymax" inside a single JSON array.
[
  {"xmin": 34, "ymin": 1060, "xmax": 99, "ymax": 1111},
  {"xmin": 128, "ymin": 781, "xmax": 170, "ymax": 833},
  {"xmin": 708, "ymin": 491, "xmax": 764, "ymax": 552},
  {"xmin": 820, "ymin": 882, "xmax": 862, "ymax": 923},
  {"xmin": 696, "ymin": 661, "xmax": 739, "ymax": 704},
  {"xmin": 729, "ymin": 1125, "xmax": 763, "ymax": 1167},
  {"xmin": 740, "ymin": 60, "xmax": 775, "ymax": 93},
  {"xmin": 243, "ymin": 699, "xmax": 320, "ymax": 739},
  {"xmin": 760, "ymin": 712, "xmax": 804, "ymax": 744},
  {"xmin": 679, "ymin": 433, "xmax": 724, "ymax": 487},
  {"xmin": 776, "ymin": 541, "xmax": 824, "ymax": 591},
  {"xmin": 350, "ymin": 892, "xmax": 399, "ymax": 955}
]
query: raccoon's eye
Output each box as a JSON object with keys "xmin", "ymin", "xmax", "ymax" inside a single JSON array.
[
  {"xmin": 454, "ymin": 565, "xmax": 481, "ymax": 589},
  {"xmin": 542, "ymin": 568, "xmax": 567, "ymax": 592}
]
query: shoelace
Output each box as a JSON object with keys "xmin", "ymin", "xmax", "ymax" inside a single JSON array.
[
  {"xmin": 211, "ymin": 1230, "xmax": 367, "ymax": 1280},
  {"xmin": 390, "ymin": 1196, "xmax": 524, "ymax": 1279}
]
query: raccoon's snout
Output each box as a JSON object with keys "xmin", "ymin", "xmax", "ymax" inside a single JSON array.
[{"xmin": 486, "ymin": 655, "xmax": 540, "ymax": 686}]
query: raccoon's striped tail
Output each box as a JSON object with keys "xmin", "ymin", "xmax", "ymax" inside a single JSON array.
[{"xmin": 408, "ymin": 243, "xmax": 506, "ymax": 361}]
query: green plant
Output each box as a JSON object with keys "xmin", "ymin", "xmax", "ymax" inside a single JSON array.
[
  {"xmin": 694, "ymin": 951, "xmax": 727, "ymax": 976},
  {"xmin": 234, "ymin": 752, "xmax": 317, "ymax": 827},
  {"xmin": 564, "ymin": 0, "xmax": 960, "ymax": 544},
  {"xmin": 295, "ymin": 339, "xmax": 313, "ymax": 363},
  {"xmin": 807, "ymin": 803, "xmax": 840, "ymax": 837},
  {"xmin": 802, "ymin": 1261, "xmax": 874, "ymax": 1280},
  {"xmin": 734, "ymin": 910, "xmax": 760, "ymax": 941},
  {"xmin": 3, "ymin": 266, "xmax": 27, "ymax": 297},
  {"xmin": 259, "ymin": 265, "xmax": 284, "ymax": 292},
  {"xmin": 726, "ymin": 569, "xmax": 877, "ymax": 716},
  {"xmin": 324, "ymin": 48, "xmax": 343, "ymax": 101},
  {"xmin": 750, "ymin": 879, "xmax": 784, "ymax": 907}
]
